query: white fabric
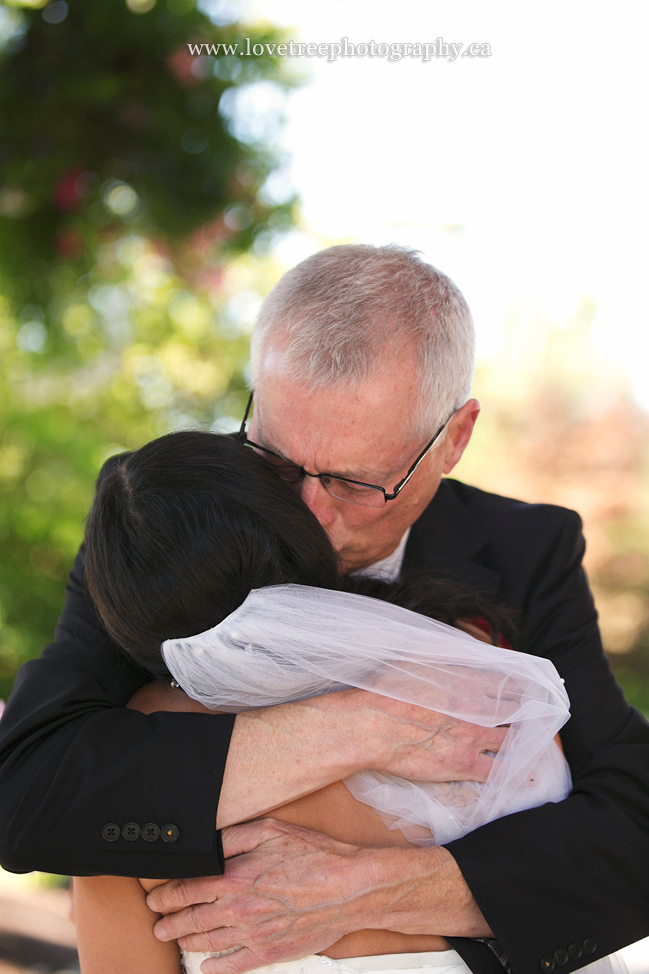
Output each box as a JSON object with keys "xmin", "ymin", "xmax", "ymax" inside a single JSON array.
[
  {"xmin": 180, "ymin": 948, "xmax": 473, "ymax": 974},
  {"xmin": 180, "ymin": 947, "xmax": 628, "ymax": 974},
  {"xmin": 163, "ymin": 584, "xmax": 572, "ymax": 846},
  {"xmin": 352, "ymin": 528, "xmax": 411, "ymax": 582}
]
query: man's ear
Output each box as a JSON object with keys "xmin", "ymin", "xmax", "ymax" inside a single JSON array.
[{"xmin": 442, "ymin": 399, "xmax": 480, "ymax": 475}]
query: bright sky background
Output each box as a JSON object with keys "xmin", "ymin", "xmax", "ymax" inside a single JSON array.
[{"xmin": 232, "ymin": 0, "xmax": 649, "ymax": 408}]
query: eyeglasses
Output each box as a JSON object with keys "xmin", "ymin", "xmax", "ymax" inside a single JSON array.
[{"xmin": 237, "ymin": 392, "xmax": 452, "ymax": 508}]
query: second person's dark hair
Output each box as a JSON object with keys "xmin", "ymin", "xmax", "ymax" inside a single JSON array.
[
  {"xmin": 85, "ymin": 431, "xmax": 340, "ymax": 675},
  {"xmin": 86, "ymin": 430, "xmax": 516, "ymax": 678}
]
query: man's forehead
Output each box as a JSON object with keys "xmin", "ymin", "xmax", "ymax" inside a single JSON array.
[{"xmin": 253, "ymin": 376, "xmax": 421, "ymax": 480}]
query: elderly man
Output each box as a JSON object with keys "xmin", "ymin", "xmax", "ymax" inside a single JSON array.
[{"xmin": 0, "ymin": 246, "xmax": 647, "ymax": 974}]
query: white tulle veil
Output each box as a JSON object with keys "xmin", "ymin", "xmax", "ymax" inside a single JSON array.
[{"xmin": 162, "ymin": 584, "xmax": 572, "ymax": 846}]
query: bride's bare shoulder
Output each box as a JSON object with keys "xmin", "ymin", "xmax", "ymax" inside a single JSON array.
[{"xmin": 127, "ymin": 682, "xmax": 218, "ymax": 714}]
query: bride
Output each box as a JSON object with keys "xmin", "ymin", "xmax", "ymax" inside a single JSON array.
[{"xmin": 71, "ymin": 431, "xmax": 622, "ymax": 974}]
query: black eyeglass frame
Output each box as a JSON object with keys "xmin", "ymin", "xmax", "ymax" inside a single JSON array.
[{"xmin": 237, "ymin": 392, "xmax": 453, "ymax": 505}]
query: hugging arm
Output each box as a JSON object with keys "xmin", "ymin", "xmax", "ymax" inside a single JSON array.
[
  {"xmin": 0, "ymin": 543, "xmax": 235, "ymax": 878},
  {"xmin": 0, "ymin": 545, "xmax": 501, "ymax": 879},
  {"xmin": 74, "ymin": 682, "xmax": 455, "ymax": 974}
]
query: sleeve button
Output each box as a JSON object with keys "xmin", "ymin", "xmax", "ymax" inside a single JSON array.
[
  {"xmin": 540, "ymin": 956, "xmax": 555, "ymax": 972},
  {"xmin": 583, "ymin": 938, "xmax": 597, "ymax": 955},
  {"xmin": 568, "ymin": 943, "xmax": 583, "ymax": 960},
  {"xmin": 101, "ymin": 823, "xmax": 120, "ymax": 842},
  {"xmin": 142, "ymin": 823, "xmax": 160, "ymax": 842},
  {"xmin": 122, "ymin": 822, "xmax": 141, "ymax": 841},
  {"xmin": 161, "ymin": 823, "xmax": 180, "ymax": 843},
  {"xmin": 554, "ymin": 948, "xmax": 569, "ymax": 966}
]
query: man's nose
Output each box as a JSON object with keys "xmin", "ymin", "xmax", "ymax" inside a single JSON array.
[{"xmin": 296, "ymin": 475, "xmax": 340, "ymax": 527}]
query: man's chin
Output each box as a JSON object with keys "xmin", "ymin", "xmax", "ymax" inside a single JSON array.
[
  {"xmin": 328, "ymin": 530, "xmax": 379, "ymax": 575},
  {"xmin": 336, "ymin": 546, "xmax": 374, "ymax": 576}
]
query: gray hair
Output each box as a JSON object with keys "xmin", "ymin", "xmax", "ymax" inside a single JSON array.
[{"xmin": 250, "ymin": 244, "xmax": 475, "ymax": 438}]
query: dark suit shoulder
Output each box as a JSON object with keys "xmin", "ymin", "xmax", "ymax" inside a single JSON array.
[
  {"xmin": 409, "ymin": 477, "xmax": 583, "ymax": 570},
  {"xmin": 406, "ymin": 478, "xmax": 588, "ymax": 620},
  {"xmin": 440, "ymin": 477, "xmax": 582, "ymax": 530}
]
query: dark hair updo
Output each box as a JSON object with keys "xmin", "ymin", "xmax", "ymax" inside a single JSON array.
[
  {"xmin": 84, "ymin": 431, "xmax": 340, "ymax": 675},
  {"xmin": 85, "ymin": 430, "xmax": 516, "ymax": 678}
]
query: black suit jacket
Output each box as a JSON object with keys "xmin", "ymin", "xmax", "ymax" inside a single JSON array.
[{"xmin": 1, "ymin": 478, "xmax": 648, "ymax": 974}]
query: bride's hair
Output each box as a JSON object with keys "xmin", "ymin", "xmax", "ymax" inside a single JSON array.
[{"xmin": 85, "ymin": 431, "xmax": 514, "ymax": 676}]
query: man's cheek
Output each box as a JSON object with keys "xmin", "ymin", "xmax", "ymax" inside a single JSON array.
[
  {"xmin": 336, "ymin": 506, "xmax": 386, "ymax": 533},
  {"xmin": 324, "ymin": 512, "xmax": 376, "ymax": 550}
]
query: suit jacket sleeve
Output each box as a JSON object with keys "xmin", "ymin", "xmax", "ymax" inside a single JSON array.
[
  {"xmin": 0, "ymin": 541, "xmax": 236, "ymax": 878},
  {"xmin": 443, "ymin": 500, "xmax": 649, "ymax": 973}
]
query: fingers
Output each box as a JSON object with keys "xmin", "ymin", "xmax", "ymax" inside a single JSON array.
[
  {"xmin": 445, "ymin": 724, "xmax": 509, "ymax": 781},
  {"xmin": 437, "ymin": 745, "xmax": 493, "ymax": 782},
  {"xmin": 446, "ymin": 723, "xmax": 508, "ymax": 765},
  {"xmin": 147, "ymin": 876, "xmax": 218, "ymax": 913},
  {"xmin": 150, "ymin": 819, "xmax": 292, "ymax": 920},
  {"xmin": 478, "ymin": 724, "xmax": 508, "ymax": 756},
  {"xmin": 468, "ymin": 751, "xmax": 496, "ymax": 783},
  {"xmin": 153, "ymin": 901, "xmax": 226, "ymax": 942},
  {"xmin": 201, "ymin": 947, "xmax": 266, "ymax": 974},
  {"xmin": 408, "ymin": 722, "xmax": 509, "ymax": 782},
  {"xmin": 452, "ymin": 720, "xmax": 508, "ymax": 749},
  {"xmin": 176, "ymin": 922, "xmax": 244, "ymax": 954},
  {"xmin": 221, "ymin": 818, "xmax": 289, "ymax": 859}
]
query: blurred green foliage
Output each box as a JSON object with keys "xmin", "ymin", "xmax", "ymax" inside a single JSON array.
[{"xmin": 0, "ymin": 0, "xmax": 297, "ymax": 699}]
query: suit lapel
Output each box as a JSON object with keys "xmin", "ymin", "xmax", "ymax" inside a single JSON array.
[{"xmin": 403, "ymin": 480, "xmax": 502, "ymax": 596}]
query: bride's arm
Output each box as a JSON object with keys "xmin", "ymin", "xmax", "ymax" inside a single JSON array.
[{"xmin": 73, "ymin": 875, "xmax": 181, "ymax": 974}]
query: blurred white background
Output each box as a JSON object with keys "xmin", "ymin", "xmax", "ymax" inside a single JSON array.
[{"xmin": 233, "ymin": 0, "xmax": 649, "ymax": 407}]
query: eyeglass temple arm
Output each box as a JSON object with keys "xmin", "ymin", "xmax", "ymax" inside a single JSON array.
[
  {"xmin": 384, "ymin": 419, "xmax": 451, "ymax": 500},
  {"xmin": 238, "ymin": 392, "xmax": 255, "ymax": 439}
]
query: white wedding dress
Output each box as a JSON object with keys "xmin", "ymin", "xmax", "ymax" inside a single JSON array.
[
  {"xmin": 162, "ymin": 585, "xmax": 627, "ymax": 974},
  {"xmin": 180, "ymin": 949, "xmax": 478, "ymax": 974}
]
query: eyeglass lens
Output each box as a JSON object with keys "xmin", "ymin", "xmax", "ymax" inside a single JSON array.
[{"xmin": 252, "ymin": 448, "xmax": 386, "ymax": 508}]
